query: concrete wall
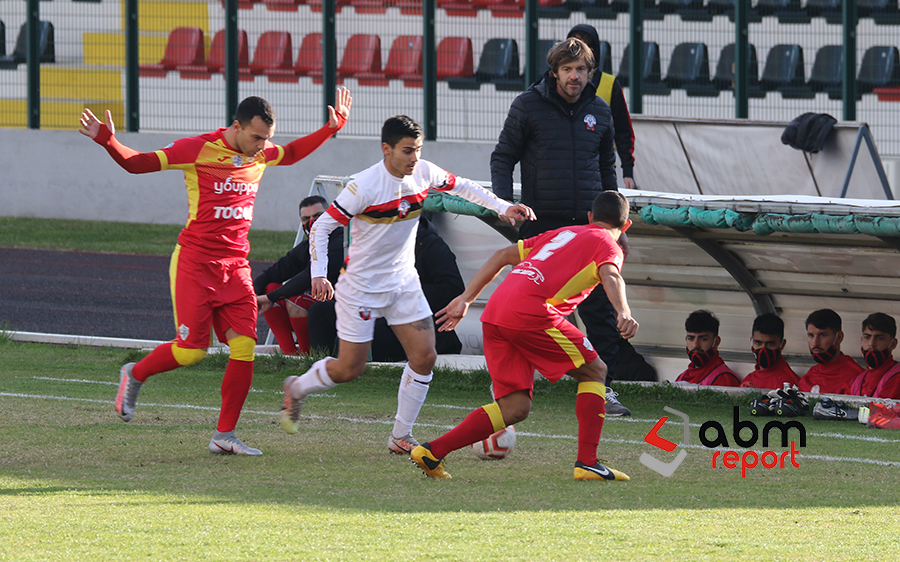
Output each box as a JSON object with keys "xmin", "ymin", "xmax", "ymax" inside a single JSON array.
[{"xmin": 4, "ymin": 129, "xmax": 502, "ymax": 231}]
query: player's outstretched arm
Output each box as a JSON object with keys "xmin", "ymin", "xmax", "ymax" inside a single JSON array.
[
  {"xmin": 598, "ymin": 263, "xmax": 639, "ymax": 339},
  {"xmin": 497, "ymin": 203, "xmax": 536, "ymax": 226},
  {"xmin": 327, "ymin": 86, "xmax": 352, "ymax": 128},
  {"xmin": 279, "ymin": 87, "xmax": 352, "ymax": 166},
  {"xmin": 436, "ymin": 244, "xmax": 521, "ymax": 332},
  {"xmin": 78, "ymin": 108, "xmax": 161, "ymax": 173}
]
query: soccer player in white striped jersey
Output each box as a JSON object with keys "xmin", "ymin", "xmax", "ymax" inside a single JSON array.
[{"xmin": 280, "ymin": 115, "xmax": 536, "ymax": 454}]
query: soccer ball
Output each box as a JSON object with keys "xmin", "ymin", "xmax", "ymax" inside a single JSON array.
[{"xmin": 471, "ymin": 425, "xmax": 516, "ymax": 460}]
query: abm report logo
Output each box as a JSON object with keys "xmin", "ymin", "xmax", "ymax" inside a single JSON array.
[{"xmin": 641, "ymin": 406, "xmax": 807, "ymax": 478}]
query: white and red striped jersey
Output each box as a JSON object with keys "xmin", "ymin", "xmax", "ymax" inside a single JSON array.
[{"xmin": 309, "ymin": 159, "xmax": 511, "ymax": 294}]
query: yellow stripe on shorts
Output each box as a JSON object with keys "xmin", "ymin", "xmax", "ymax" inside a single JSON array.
[{"xmin": 545, "ymin": 326, "xmax": 586, "ymax": 368}]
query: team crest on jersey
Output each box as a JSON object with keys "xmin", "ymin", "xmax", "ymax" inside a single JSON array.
[
  {"xmin": 583, "ymin": 337, "xmax": 594, "ymax": 352},
  {"xmin": 398, "ymin": 199, "xmax": 411, "ymax": 218},
  {"xmin": 232, "ymin": 155, "xmax": 243, "ymax": 167},
  {"xmin": 509, "ymin": 262, "xmax": 545, "ymax": 285},
  {"xmin": 584, "ymin": 114, "xmax": 597, "ymax": 131},
  {"xmin": 359, "ymin": 308, "xmax": 372, "ymax": 321},
  {"xmin": 178, "ymin": 323, "xmax": 190, "ymax": 341}
]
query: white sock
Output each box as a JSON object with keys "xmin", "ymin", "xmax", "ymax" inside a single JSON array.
[
  {"xmin": 293, "ymin": 358, "xmax": 337, "ymax": 397},
  {"xmin": 393, "ymin": 364, "xmax": 432, "ymax": 438}
]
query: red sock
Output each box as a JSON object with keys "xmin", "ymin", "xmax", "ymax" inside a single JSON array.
[
  {"xmin": 263, "ymin": 306, "xmax": 299, "ymax": 355},
  {"xmin": 132, "ymin": 342, "xmax": 181, "ymax": 382},
  {"xmin": 289, "ymin": 316, "xmax": 310, "ymax": 353},
  {"xmin": 217, "ymin": 359, "xmax": 254, "ymax": 433},
  {"xmin": 576, "ymin": 386, "xmax": 606, "ymax": 466},
  {"xmin": 429, "ymin": 406, "xmax": 496, "ymax": 459}
]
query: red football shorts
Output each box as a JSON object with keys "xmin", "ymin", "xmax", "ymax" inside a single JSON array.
[
  {"xmin": 483, "ymin": 320, "xmax": 599, "ymax": 400},
  {"xmin": 170, "ymin": 246, "xmax": 258, "ymax": 348}
]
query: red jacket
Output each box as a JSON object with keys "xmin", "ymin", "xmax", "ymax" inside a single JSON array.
[
  {"xmin": 798, "ymin": 353, "xmax": 864, "ymax": 394},
  {"xmin": 675, "ymin": 353, "xmax": 740, "ymax": 387},
  {"xmin": 848, "ymin": 359, "xmax": 900, "ymax": 399},
  {"xmin": 740, "ymin": 357, "xmax": 799, "ymax": 390}
]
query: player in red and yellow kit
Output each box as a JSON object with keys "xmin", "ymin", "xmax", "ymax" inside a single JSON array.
[
  {"xmin": 79, "ymin": 90, "xmax": 351, "ymax": 455},
  {"xmin": 410, "ymin": 191, "xmax": 638, "ymax": 481}
]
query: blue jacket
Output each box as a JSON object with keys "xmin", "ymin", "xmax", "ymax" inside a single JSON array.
[{"xmin": 491, "ymin": 70, "xmax": 617, "ymax": 225}]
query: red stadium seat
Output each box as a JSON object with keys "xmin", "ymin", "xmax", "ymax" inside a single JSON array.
[
  {"xmin": 438, "ymin": 0, "xmax": 490, "ymax": 17},
  {"xmin": 338, "ymin": 34, "xmax": 382, "ymax": 79},
  {"xmin": 395, "ymin": 0, "xmax": 423, "ymax": 13},
  {"xmin": 242, "ymin": 31, "xmax": 292, "ymax": 80},
  {"xmin": 358, "ymin": 35, "xmax": 422, "ymax": 86},
  {"xmin": 269, "ymin": 32, "xmax": 325, "ymax": 83},
  {"xmin": 180, "ymin": 29, "xmax": 250, "ymax": 80},
  {"xmin": 436, "ymin": 36, "xmax": 474, "ymax": 81},
  {"xmin": 262, "ymin": 0, "xmax": 305, "ymax": 10},
  {"xmin": 139, "ymin": 27, "xmax": 204, "ymax": 78},
  {"xmin": 350, "ymin": 0, "xmax": 393, "ymax": 13},
  {"xmin": 219, "ymin": 0, "xmax": 261, "ymax": 9}
]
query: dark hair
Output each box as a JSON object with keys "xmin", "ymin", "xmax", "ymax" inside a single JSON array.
[
  {"xmin": 299, "ymin": 195, "xmax": 328, "ymax": 216},
  {"xmin": 547, "ymin": 38, "xmax": 595, "ymax": 74},
  {"xmin": 862, "ymin": 312, "xmax": 897, "ymax": 338},
  {"xmin": 591, "ymin": 191, "xmax": 629, "ymax": 228},
  {"xmin": 806, "ymin": 308, "xmax": 842, "ymax": 332},
  {"xmin": 381, "ymin": 115, "xmax": 422, "ymax": 148},
  {"xmin": 752, "ymin": 313, "xmax": 784, "ymax": 339},
  {"xmin": 685, "ymin": 310, "xmax": 720, "ymax": 336},
  {"xmin": 235, "ymin": 96, "xmax": 275, "ymax": 127}
]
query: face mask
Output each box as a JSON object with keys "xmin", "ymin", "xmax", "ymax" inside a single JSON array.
[
  {"xmin": 863, "ymin": 347, "xmax": 892, "ymax": 369},
  {"xmin": 302, "ymin": 216, "xmax": 317, "ymax": 237},
  {"xmin": 812, "ymin": 345, "xmax": 838, "ymax": 364},
  {"xmin": 687, "ymin": 348, "xmax": 712, "ymax": 369},
  {"xmin": 753, "ymin": 347, "xmax": 781, "ymax": 370}
]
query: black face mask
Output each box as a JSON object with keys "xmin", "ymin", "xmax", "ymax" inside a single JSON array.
[
  {"xmin": 753, "ymin": 347, "xmax": 781, "ymax": 370},
  {"xmin": 863, "ymin": 347, "xmax": 892, "ymax": 369},
  {"xmin": 812, "ymin": 345, "xmax": 838, "ymax": 364},
  {"xmin": 687, "ymin": 348, "xmax": 713, "ymax": 369}
]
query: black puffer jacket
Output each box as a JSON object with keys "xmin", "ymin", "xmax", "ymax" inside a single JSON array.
[{"xmin": 490, "ymin": 70, "xmax": 617, "ymax": 224}]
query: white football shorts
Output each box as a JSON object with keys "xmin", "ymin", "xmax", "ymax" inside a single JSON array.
[{"xmin": 334, "ymin": 281, "xmax": 433, "ymax": 343}]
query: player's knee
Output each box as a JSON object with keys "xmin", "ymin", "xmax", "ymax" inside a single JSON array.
[
  {"xmin": 285, "ymin": 304, "xmax": 308, "ymax": 318},
  {"xmin": 503, "ymin": 404, "xmax": 530, "ymax": 425},
  {"xmin": 407, "ymin": 348, "xmax": 437, "ymax": 374},
  {"xmin": 172, "ymin": 345, "xmax": 207, "ymax": 366},
  {"xmin": 227, "ymin": 335, "xmax": 256, "ymax": 362}
]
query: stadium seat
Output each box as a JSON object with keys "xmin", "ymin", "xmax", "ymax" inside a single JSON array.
[
  {"xmin": 658, "ymin": 0, "xmax": 711, "ymax": 20},
  {"xmin": 857, "ymin": 46, "xmax": 900, "ymax": 94},
  {"xmin": 139, "ymin": 27, "xmax": 204, "ymax": 77},
  {"xmin": 336, "ymin": 34, "xmax": 382, "ymax": 81},
  {"xmin": 447, "ymin": 38, "xmax": 520, "ymax": 90},
  {"xmin": 594, "ymin": 39, "xmax": 612, "ymax": 75},
  {"xmin": 808, "ymin": 45, "xmax": 843, "ymax": 97},
  {"xmin": 610, "ymin": 0, "xmax": 663, "ymax": 18},
  {"xmin": 711, "ymin": 43, "xmax": 759, "ymax": 93},
  {"xmin": 308, "ymin": 0, "xmax": 353, "ymax": 12},
  {"xmin": 757, "ymin": 0, "xmax": 809, "ymax": 21},
  {"xmin": 536, "ymin": 38, "xmax": 557, "ymax": 77},
  {"xmin": 358, "ymin": 35, "xmax": 422, "ymax": 86},
  {"xmin": 664, "ymin": 42, "xmax": 710, "ymax": 91},
  {"xmin": 578, "ymin": 0, "xmax": 618, "ymax": 20},
  {"xmin": 616, "ymin": 42, "xmax": 663, "ymax": 90},
  {"xmin": 180, "ymin": 29, "xmax": 250, "ymax": 80},
  {"xmin": 396, "ymin": 0, "xmax": 424, "ymax": 14},
  {"xmin": 219, "ymin": 0, "xmax": 260, "ymax": 9},
  {"xmin": 267, "ymin": 32, "xmax": 326, "ymax": 83},
  {"xmin": 242, "ymin": 31, "xmax": 292, "ymax": 80},
  {"xmin": 0, "ymin": 21, "xmax": 54, "ymax": 70},
  {"xmin": 439, "ymin": 0, "xmax": 490, "ymax": 16},
  {"xmin": 350, "ymin": 0, "xmax": 392, "ymax": 13},
  {"xmin": 0, "ymin": 21, "xmax": 5, "ymax": 57},
  {"xmin": 431, "ymin": 36, "xmax": 474, "ymax": 85},
  {"xmin": 758, "ymin": 44, "xmax": 805, "ymax": 94},
  {"xmin": 806, "ymin": 0, "xmax": 841, "ymax": 21},
  {"xmin": 262, "ymin": 0, "xmax": 305, "ymax": 10},
  {"xmin": 860, "ymin": 0, "xmax": 900, "ymax": 22}
]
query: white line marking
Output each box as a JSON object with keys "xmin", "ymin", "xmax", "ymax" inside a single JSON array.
[
  {"xmin": 4, "ymin": 391, "xmax": 900, "ymax": 467},
  {"xmin": 29, "ymin": 377, "xmax": 335, "ymax": 397}
]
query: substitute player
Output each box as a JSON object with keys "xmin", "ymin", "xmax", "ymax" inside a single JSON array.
[
  {"xmin": 410, "ymin": 190, "xmax": 638, "ymax": 480},
  {"xmin": 79, "ymin": 89, "xmax": 351, "ymax": 455},
  {"xmin": 280, "ymin": 115, "xmax": 536, "ymax": 455}
]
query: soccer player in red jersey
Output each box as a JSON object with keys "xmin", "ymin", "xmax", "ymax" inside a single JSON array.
[
  {"xmin": 78, "ymin": 89, "xmax": 352, "ymax": 455},
  {"xmin": 410, "ymin": 191, "xmax": 638, "ymax": 480},
  {"xmin": 675, "ymin": 310, "xmax": 740, "ymax": 387},
  {"xmin": 798, "ymin": 309, "xmax": 863, "ymax": 394},
  {"xmin": 848, "ymin": 313, "xmax": 900, "ymax": 399},
  {"xmin": 740, "ymin": 313, "xmax": 800, "ymax": 390}
]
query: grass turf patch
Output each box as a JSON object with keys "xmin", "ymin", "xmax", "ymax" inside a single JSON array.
[{"xmin": 2, "ymin": 341, "xmax": 900, "ymax": 561}]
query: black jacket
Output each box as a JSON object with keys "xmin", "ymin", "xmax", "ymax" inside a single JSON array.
[
  {"xmin": 252, "ymin": 228, "xmax": 344, "ymax": 303},
  {"xmin": 568, "ymin": 23, "xmax": 636, "ymax": 180},
  {"xmin": 491, "ymin": 70, "xmax": 617, "ymax": 225}
]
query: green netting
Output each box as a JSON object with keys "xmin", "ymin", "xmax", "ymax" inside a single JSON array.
[
  {"xmin": 637, "ymin": 204, "xmax": 900, "ymax": 237},
  {"xmin": 423, "ymin": 192, "xmax": 498, "ymax": 217}
]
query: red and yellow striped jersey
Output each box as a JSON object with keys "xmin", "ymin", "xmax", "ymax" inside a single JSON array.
[{"xmin": 482, "ymin": 224, "xmax": 623, "ymax": 330}]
